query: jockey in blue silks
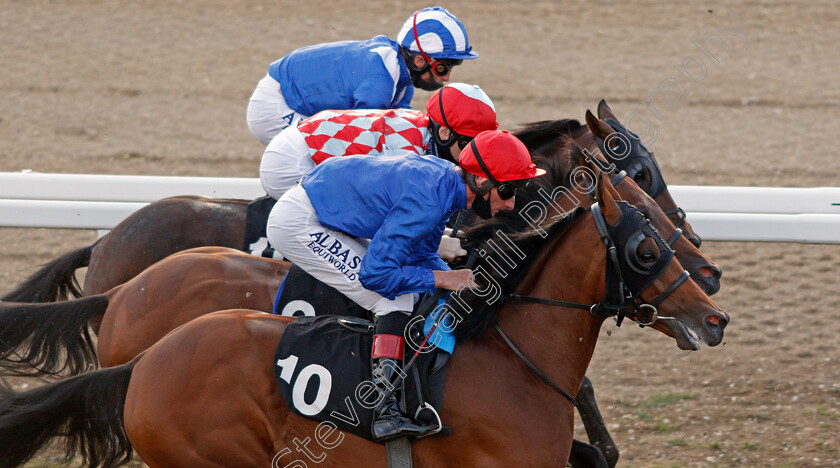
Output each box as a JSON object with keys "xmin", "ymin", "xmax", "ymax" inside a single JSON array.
[
  {"xmin": 258, "ymin": 83, "xmax": 498, "ymax": 200},
  {"xmin": 267, "ymin": 130, "xmax": 547, "ymax": 441},
  {"xmin": 259, "ymin": 82, "xmax": 498, "ymax": 263},
  {"xmin": 247, "ymin": 7, "xmax": 478, "ymax": 145}
]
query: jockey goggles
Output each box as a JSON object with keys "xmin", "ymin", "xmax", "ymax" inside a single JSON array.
[
  {"xmin": 412, "ymin": 11, "xmax": 463, "ymax": 77},
  {"xmin": 468, "ymin": 139, "xmax": 529, "ymax": 200}
]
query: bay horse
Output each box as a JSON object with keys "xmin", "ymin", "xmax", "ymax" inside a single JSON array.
[
  {"xmin": 0, "ymin": 101, "xmax": 718, "ymax": 304},
  {"xmin": 0, "ymin": 171, "xmax": 729, "ymax": 467},
  {"xmin": 0, "ymin": 140, "xmax": 715, "ymax": 467},
  {"xmin": 0, "ymin": 140, "xmax": 714, "ymax": 467},
  {"xmin": 0, "ymin": 137, "xmax": 717, "ymax": 376}
]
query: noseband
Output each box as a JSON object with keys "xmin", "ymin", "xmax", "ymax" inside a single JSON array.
[{"xmin": 498, "ymin": 201, "xmax": 689, "ymax": 405}]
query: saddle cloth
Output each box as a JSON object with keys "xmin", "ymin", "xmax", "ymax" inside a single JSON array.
[
  {"xmin": 243, "ymin": 195, "xmax": 281, "ymax": 259},
  {"xmin": 274, "ymin": 315, "xmax": 449, "ymax": 443},
  {"xmin": 272, "ymin": 264, "xmax": 369, "ymax": 319},
  {"xmin": 273, "ymin": 264, "xmax": 456, "ymax": 354}
]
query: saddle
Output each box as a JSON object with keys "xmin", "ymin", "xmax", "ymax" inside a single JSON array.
[
  {"xmin": 271, "ymin": 263, "xmax": 452, "ymax": 444},
  {"xmin": 273, "ymin": 315, "xmax": 449, "ymax": 444}
]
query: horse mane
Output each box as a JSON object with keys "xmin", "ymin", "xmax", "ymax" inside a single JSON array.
[
  {"xmin": 512, "ymin": 119, "xmax": 584, "ymax": 154},
  {"xmin": 454, "ymin": 140, "xmax": 589, "ymax": 341}
]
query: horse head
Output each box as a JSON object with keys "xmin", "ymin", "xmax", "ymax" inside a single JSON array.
[
  {"xmin": 593, "ymin": 171, "xmax": 728, "ymax": 349},
  {"xmin": 517, "ymin": 131, "xmax": 722, "ymax": 296},
  {"xmin": 575, "ymin": 144, "xmax": 722, "ymax": 295},
  {"xmin": 585, "ymin": 100, "xmax": 705, "ymax": 250}
]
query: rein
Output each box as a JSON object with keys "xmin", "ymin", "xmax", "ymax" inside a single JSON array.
[
  {"xmin": 491, "ymin": 201, "xmax": 689, "ymax": 406},
  {"xmin": 493, "ymin": 323, "xmax": 578, "ymax": 406}
]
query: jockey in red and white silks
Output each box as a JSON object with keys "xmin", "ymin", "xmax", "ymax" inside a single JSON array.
[{"xmin": 259, "ymin": 83, "xmax": 498, "ymax": 200}]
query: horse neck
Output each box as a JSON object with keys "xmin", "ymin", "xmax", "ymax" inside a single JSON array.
[
  {"xmin": 433, "ymin": 216, "xmax": 609, "ymax": 461},
  {"xmin": 493, "ymin": 216, "xmax": 607, "ymax": 400}
]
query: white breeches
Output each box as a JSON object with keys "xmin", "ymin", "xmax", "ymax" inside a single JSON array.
[
  {"xmin": 267, "ymin": 184, "xmax": 416, "ymax": 316},
  {"xmin": 246, "ymin": 74, "xmax": 307, "ymax": 145},
  {"xmin": 259, "ymin": 126, "xmax": 314, "ymax": 200}
]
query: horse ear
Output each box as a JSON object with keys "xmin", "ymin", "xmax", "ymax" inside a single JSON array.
[
  {"xmin": 581, "ymin": 142, "xmax": 610, "ymax": 172},
  {"xmin": 597, "ymin": 99, "xmax": 618, "ymax": 121},
  {"xmin": 597, "ymin": 172, "xmax": 622, "ymax": 226},
  {"xmin": 585, "ymin": 110, "xmax": 614, "ymax": 140}
]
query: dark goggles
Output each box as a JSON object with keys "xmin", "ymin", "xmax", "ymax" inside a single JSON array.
[
  {"xmin": 455, "ymin": 135, "xmax": 472, "ymax": 150},
  {"xmin": 468, "ymin": 138, "xmax": 529, "ymax": 201},
  {"xmin": 428, "ymin": 58, "xmax": 462, "ymax": 77},
  {"xmin": 496, "ymin": 180, "xmax": 529, "ymax": 200}
]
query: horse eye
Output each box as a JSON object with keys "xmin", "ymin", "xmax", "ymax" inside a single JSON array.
[{"xmin": 637, "ymin": 248, "xmax": 657, "ymax": 265}]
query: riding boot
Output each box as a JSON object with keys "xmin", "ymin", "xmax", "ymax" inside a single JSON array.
[{"xmin": 370, "ymin": 311, "xmax": 437, "ymax": 442}]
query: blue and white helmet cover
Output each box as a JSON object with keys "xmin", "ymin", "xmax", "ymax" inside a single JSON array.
[{"xmin": 396, "ymin": 7, "xmax": 478, "ymax": 60}]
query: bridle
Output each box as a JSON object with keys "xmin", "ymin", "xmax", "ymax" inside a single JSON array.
[
  {"xmin": 593, "ymin": 118, "xmax": 699, "ymax": 247},
  {"xmin": 610, "ymin": 170, "xmax": 684, "ymax": 247},
  {"xmin": 496, "ymin": 201, "xmax": 690, "ymax": 405}
]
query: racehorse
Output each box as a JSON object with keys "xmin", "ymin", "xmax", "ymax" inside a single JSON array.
[
  {"xmin": 0, "ymin": 171, "xmax": 729, "ymax": 467},
  {"xmin": 0, "ymin": 101, "xmax": 719, "ymax": 304},
  {"xmin": 0, "ymin": 137, "xmax": 717, "ymax": 376},
  {"xmin": 0, "ymin": 139, "xmax": 716, "ymax": 467}
]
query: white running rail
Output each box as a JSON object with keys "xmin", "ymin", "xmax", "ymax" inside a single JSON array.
[{"xmin": 1, "ymin": 172, "xmax": 838, "ymax": 243}]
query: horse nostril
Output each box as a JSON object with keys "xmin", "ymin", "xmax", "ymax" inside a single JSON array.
[
  {"xmin": 700, "ymin": 264, "xmax": 722, "ymax": 280},
  {"xmin": 706, "ymin": 315, "xmax": 728, "ymax": 330},
  {"xmin": 700, "ymin": 263, "xmax": 723, "ymax": 280}
]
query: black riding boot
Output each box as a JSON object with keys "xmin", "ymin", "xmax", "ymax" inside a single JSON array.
[{"xmin": 370, "ymin": 312, "xmax": 437, "ymax": 442}]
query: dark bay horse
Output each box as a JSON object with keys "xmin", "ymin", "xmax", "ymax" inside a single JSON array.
[
  {"xmin": 0, "ymin": 172, "xmax": 729, "ymax": 467},
  {"xmin": 0, "ymin": 137, "xmax": 717, "ymax": 376},
  {"xmin": 0, "ymin": 140, "xmax": 715, "ymax": 467},
  {"xmin": 1, "ymin": 101, "xmax": 719, "ymax": 305}
]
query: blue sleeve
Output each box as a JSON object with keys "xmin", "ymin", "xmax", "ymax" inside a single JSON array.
[
  {"xmin": 393, "ymin": 86, "xmax": 414, "ymax": 109},
  {"xmin": 352, "ymin": 75, "xmax": 397, "ymax": 109},
  {"xmin": 358, "ymin": 189, "xmax": 446, "ymax": 299},
  {"xmin": 405, "ymin": 225, "xmax": 450, "ymax": 273}
]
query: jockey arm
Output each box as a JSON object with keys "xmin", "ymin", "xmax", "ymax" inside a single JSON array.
[
  {"xmin": 404, "ymin": 223, "xmax": 450, "ymax": 271},
  {"xmin": 352, "ymin": 44, "xmax": 413, "ymax": 109},
  {"xmin": 352, "ymin": 75, "xmax": 404, "ymax": 110},
  {"xmin": 359, "ymin": 194, "xmax": 447, "ymax": 300}
]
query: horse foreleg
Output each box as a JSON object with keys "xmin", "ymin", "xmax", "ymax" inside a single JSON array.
[{"xmin": 576, "ymin": 376, "xmax": 619, "ymax": 468}]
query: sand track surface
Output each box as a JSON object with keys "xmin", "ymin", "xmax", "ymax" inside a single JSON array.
[{"xmin": 1, "ymin": 1, "xmax": 838, "ymax": 466}]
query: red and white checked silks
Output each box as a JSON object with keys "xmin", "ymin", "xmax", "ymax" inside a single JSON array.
[{"xmin": 298, "ymin": 109, "xmax": 431, "ymax": 164}]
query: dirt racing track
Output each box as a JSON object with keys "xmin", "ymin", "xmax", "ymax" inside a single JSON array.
[{"xmin": 1, "ymin": 1, "xmax": 839, "ymax": 467}]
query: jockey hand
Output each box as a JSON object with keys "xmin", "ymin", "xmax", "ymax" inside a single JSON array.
[
  {"xmin": 433, "ymin": 269, "xmax": 474, "ymax": 291},
  {"xmin": 438, "ymin": 230, "xmax": 467, "ymax": 261}
]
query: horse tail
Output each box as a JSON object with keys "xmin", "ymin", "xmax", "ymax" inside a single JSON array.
[
  {"xmin": 0, "ymin": 295, "xmax": 108, "ymax": 376},
  {"xmin": 1, "ymin": 241, "xmax": 98, "ymax": 303},
  {"xmin": 0, "ymin": 362, "xmax": 135, "ymax": 468}
]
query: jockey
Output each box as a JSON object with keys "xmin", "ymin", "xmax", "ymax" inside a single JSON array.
[
  {"xmin": 247, "ymin": 7, "xmax": 478, "ymax": 145},
  {"xmin": 259, "ymin": 82, "xmax": 498, "ymax": 201},
  {"xmin": 267, "ymin": 130, "xmax": 546, "ymax": 441}
]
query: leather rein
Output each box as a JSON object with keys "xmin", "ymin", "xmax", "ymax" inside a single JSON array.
[{"xmin": 490, "ymin": 178, "xmax": 690, "ymax": 406}]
